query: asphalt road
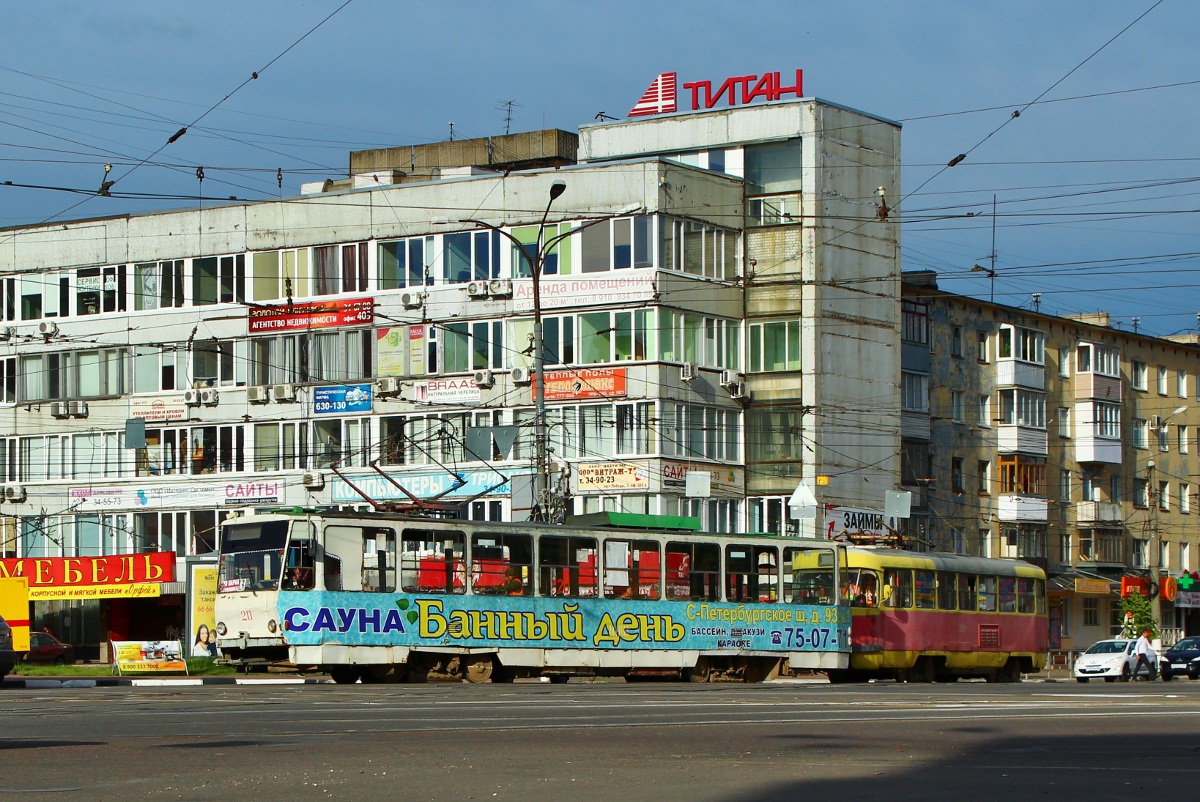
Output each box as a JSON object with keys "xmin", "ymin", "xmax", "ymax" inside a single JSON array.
[{"xmin": 1, "ymin": 679, "xmax": 1196, "ymax": 801}]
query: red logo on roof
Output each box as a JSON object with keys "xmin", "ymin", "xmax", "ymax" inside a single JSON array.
[{"xmin": 629, "ymin": 69, "xmax": 803, "ymax": 118}]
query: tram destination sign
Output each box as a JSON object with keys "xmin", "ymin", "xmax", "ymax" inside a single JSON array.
[{"xmin": 280, "ymin": 592, "xmax": 850, "ymax": 654}]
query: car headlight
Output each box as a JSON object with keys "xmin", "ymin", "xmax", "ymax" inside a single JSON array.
[
  {"xmin": 215, "ymin": 622, "xmax": 227, "ymax": 636},
  {"xmin": 267, "ymin": 619, "xmax": 278, "ymax": 634}
]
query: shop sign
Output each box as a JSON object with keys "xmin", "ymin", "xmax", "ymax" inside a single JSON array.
[
  {"xmin": 662, "ymin": 462, "xmax": 744, "ymax": 495},
  {"xmin": 577, "ymin": 462, "xmax": 649, "ymax": 492},
  {"xmin": 111, "ymin": 640, "xmax": 187, "ymax": 673},
  {"xmin": 313, "ymin": 384, "xmax": 372, "ymax": 415},
  {"xmin": 0, "ymin": 552, "xmax": 174, "ymax": 600},
  {"xmin": 1074, "ymin": 577, "xmax": 1111, "ymax": 595},
  {"xmin": 1175, "ymin": 590, "xmax": 1200, "ymax": 609},
  {"xmin": 823, "ymin": 505, "xmax": 896, "ymax": 540},
  {"xmin": 70, "ymin": 481, "xmax": 282, "ymax": 511},
  {"xmin": 331, "ymin": 470, "xmax": 509, "ymax": 503},
  {"xmin": 377, "ymin": 328, "xmax": 406, "ymax": 376},
  {"xmin": 188, "ymin": 564, "xmax": 219, "ymax": 658},
  {"xmin": 0, "ymin": 577, "xmax": 29, "ymax": 651},
  {"xmin": 130, "ymin": 395, "xmax": 189, "ymax": 422},
  {"xmin": 513, "ymin": 273, "xmax": 655, "ymax": 312},
  {"xmin": 629, "ymin": 69, "xmax": 803, "ymax": 117},
  {"xmin": 414, "ymin": 377, "xmax": 481, "ymax": 405},
  {"xmin": 248, "ymin": 297, "xmax": 373, "ymax": 333},
  {"xmin": 537, "ymin": 368, "xmax": 627, "ymax": 401}
]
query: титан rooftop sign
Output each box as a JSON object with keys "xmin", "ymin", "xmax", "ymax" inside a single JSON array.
[{"xmin": 629, "ymin": 69, "xmax": 804, "ymax": 118}]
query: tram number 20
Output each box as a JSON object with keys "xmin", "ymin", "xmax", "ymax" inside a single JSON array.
[{"xmin": 781, "ymin": 627, "xmax": 832, "ymax": 649}]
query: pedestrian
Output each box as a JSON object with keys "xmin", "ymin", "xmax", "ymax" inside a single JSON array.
[{"xmin": 1133, "ymin": 628, "xmax": 1158, "ymax": 681}]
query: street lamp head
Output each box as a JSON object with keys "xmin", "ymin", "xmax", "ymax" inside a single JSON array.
[
  {"xmin": 548, "ymin": 181, "xmax": 567, "ymax": 201},
  {"xmin": 1173, "ymin": 405, "xmax": 1188, "ymax": 417}
]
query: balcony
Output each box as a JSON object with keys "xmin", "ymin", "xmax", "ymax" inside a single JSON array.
[
  {"xmin": 996, "ymin": 359, "xmax": 1045, "ymax": 390},
  {"xmin": 1074, "ymin": 501, "xmax": 1122, "ymax": 524},
  {"xmin": 997, "ymin": 494, "xmax": 1049, "ymax": 522},
  {"xmin": 997, "ymin": 425, "xmax": 1048, "ymax": 455},
  {"xmin": 901, "ymin": 411, "xmax": 930, "ymax": 441},
  {"xmin": 1074, "ymin": 372, "xmax": 1122, "ymax": 403},
  {"xmin": 1074, "ymin": 436, "xmax": 1122, "ymax": 464}
]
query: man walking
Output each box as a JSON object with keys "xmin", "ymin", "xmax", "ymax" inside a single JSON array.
[{"xmin": 1133, "ymin": 628, "xmax": 1158, "ymax": 681}]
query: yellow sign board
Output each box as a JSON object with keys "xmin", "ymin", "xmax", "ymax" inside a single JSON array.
[
  {"xmin": 28, "ymin": 582, "xmax": 161, "ymax": 601},
  {"xmin": 0, "ymin": 577, "xmax": 30, "ymax": 651},
  {"xmin": 1074, "ymin": 577, "xmax": 1111, "ymax": 595},
  {"xmin": 111, "ymin": 640, "xmax": 187, "ymax": 674},
  {"xmin": 816, "ymin": 476, "xmax": 829, "ymax": 486}
]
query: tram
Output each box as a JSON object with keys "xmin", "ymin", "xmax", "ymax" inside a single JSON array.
[
  {"xmin": 214, "ymin": 509, "xmax": 852, "ymax": 683},
  {"xmin": 794, "ymin": 546, "xmax": 1048, "ymax": 683}
]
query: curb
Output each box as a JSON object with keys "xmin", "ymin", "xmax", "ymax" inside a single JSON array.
[{"xmin": 2, "ymin": 676, "xmax": 332, "ymax": 688}]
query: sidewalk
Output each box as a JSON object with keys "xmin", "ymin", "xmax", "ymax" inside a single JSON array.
[{"xmin": 2, "ymin": 675, "xmax": 332, "ymax": 688}]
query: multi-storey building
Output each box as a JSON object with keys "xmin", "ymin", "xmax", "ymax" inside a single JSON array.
[
  {"xmin": 0, "ymin": 95, "xmax": 901, "ymax": 657},
  {"xmin": 902, "ymin": 271, "xmax": 1200, "ymax": 659}
]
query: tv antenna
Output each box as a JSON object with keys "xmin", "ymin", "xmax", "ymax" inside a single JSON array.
[{"xmin": 497, "ymin": 100, "xmax": 521, "ymax": 135}]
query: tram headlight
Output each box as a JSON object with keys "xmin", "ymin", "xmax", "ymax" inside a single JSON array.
[
  {"xmin": 267, "ymin": 619, "xmax": 278, "ymax": 634},
  {"xmin": 216, "ymin": 622, "xmax": 227, "ymax": 636}
]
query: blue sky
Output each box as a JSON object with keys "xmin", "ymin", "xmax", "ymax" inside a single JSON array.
[{"xmin": 1, "ymin": 1, "xmax": 1197, "ymax": 336}]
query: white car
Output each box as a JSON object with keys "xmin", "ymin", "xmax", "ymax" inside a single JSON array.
[{"xmin": 1074, "ymin": 638, "xmax": 1138, "ymax": 683}]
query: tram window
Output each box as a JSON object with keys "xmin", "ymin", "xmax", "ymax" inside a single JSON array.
[
  {"xmin": 782, "ymin": 547, "xmax": 804, "ymax": 602},
  {"xmin": 401, "ymin": 529, "xmax": 466, "ymax": 594},
  {"xmin": 842, "ymin": 568, "xmax": 878, "ymax": 607},
  {"xmin": 958, "ymin": 574, "xmax": 978, "ymax": 611},
  {"xmin": 914, "ymin": 570, "xmax": 936, "ymax": 609},
  {"xmin": 1016, "ymin": 577, "xmax": 1035, "ymax": 613},
  {"xmin": 937, "ymin": 572, "xmax": 957, "ymax": 610},
  {"xmin": 603, "ymin": 539, "xmax": 659, "ymax": 600},
  {"xmin": 883, "ymin": 567, "xmax": 912, "ymax": 609},
  {"xmin": 665, "ymin": 541, "xmax": 720, "ymax": 601},
  {"xmin": 998, "ymin": 577, "xmax": 1017, "ymax": 612},
  {"xmin": 1035, "ymin": 579, "xmax": 1046, "ymax": 615},
  {"xmin": 979, "ymin": 576, "xmax": 997, "ymax": 611},
  {"xmin": 725, "ymin": 545, "xmax": 778, "ymax": 603},
  {"xmin": 471, "ymin": 532, "xmax": 531, "ymax": 596},
  {"xmin": 538, "ymin": 535, "xmax": 599, "ymax": 598},
  {"xmin": 361, "ymin": 528, "xmax": 397, "ymax": 592},
  {"xmin": 324, "ymin": 553, "xmax": 342, "ymax": 591}
]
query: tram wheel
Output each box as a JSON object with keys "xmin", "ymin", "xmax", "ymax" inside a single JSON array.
[
  {"xmin": 905, "ymin": 658, "xmax": 935, "ymax": 683},
  {"xmin": 329, "ymin": 667, "xmax": 360, "ymax": 685},
  {"xmin": 464, "ymin": 656, "xmax": 494, "ymax": 684},
  {"xmin": 548, "ymin": 674, "xmax": 569, "ymax": 684},
  {"xmin": 688, "ymin": 657, "xmax": 712, "ymax": 683}
]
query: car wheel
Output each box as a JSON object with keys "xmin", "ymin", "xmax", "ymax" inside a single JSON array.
[
  {"xmin": 1104, "ymin": 676, "xmax": 1117, "ymax": 683},
  {"xmin": 1162, "ymin": 669, "xmax": 1174, "ymax": 681},
  {"xmin": 53, "ymin": 656, "xmax": 66, "ymax": 666},
  {"xmin": 1119, "ymin": 664, "xmax": 1131, "ymax": 683},
  {"xmin": 1076, "ymin": 677, "xmax": 1089, "ymax": 683}
]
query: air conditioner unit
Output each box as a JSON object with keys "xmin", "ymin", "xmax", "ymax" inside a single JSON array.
[
  {"xmin": 302, "ymin": 472, "xmax": 325, "ymax": 490},
  {"xmin": 720, "ymin": 370, "xmax": 744, "ymax": 388},
  {"xmin": 272, "ymin": 384, "xmax": 296, "ymax": 402},
  {"xmin": 473, "ymin": 369, "xmax": 494, "ymax": 388},
  {"xmin": 488, "ymin": 278, "xmax": 513, "ymax": 297},
  {"xmin": 68, "ymin": 400, "xmax": 89, "ymax": 418},
  {"xmin": 400, "ymin": 292, "xmax": 424, "ymax": 309},
  {"xmin": 50, "ymin": 401, "xmax": 70, "ymax": 419},
  {"xmin": 729, "ymin": 382, "xmax": 751, "ymax": 401},
  {"xmin": 680, "ymin": 363, "xmax": 698, "ymax": 382},
  {"xmin": 246, "ymin": 385, "xmax": 269, "ymax": 404},
  {"xmin": 376, "ymin": 377, "xmax": 400, "ymax": 396},
  {"xmin": 1151, "ymin": 415, "xmax": 1165, "ymax": 430},
  {"xmin": 38, "ymin": 321, "xmax": 58, "ymax": 338},
  {"xmin": 465, "ymin": 280, "xmax": 489, "ymax": 298},
  {"xmin": 511, "ymin": 366, "xmax": 532, "ymax": 385},
  {"xmin": 200, "ymin": 389, "xmax": 219, "ymax": 406},
  {"xmin": 183, "ymin": 389, "xmax": 202, "ymax": 406},
  {"xmin": 4, "ymin": 485, "xmax": 27, "ymax": 503}
]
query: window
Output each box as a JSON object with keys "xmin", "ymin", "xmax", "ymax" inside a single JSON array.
[
  {"xmin": 249, "ymin": 334, "xmax": 306, "ymax": 386},
  {"xmin": 999, "ymin": 455, "xmax": 1046, "ymax": 495},
  {"xmin": 1058, "ymin": 407, "xmax": 1070, "ymax": 438},
  {"xmin": 441, "ymin": 231, "xmax": 500, "ymax": 285},
  {"xmin": 1091, "ymin": 402, "xmax": 1120, "ymax": 438},
  {"xmin": 1179, "ymin": 371, "xmax": 1189, "ymax": 398},
  {"xmin": 472, "ymin": 532, "xmax": 532, "ymax": 596},
  {"xmin": 997, "ymin": 389, "xmax": 1046, "ymax": 427},
  {"xmin": 400, "ymin": 529, "xmax": 465, "ymax": 594},
  {"xmin": 1133, "ymin": 477, "xmax": 1149, "ymax": 507},
  {"xmin": 1162, "ymin": 540, "xmax": 1172, "ymax": 572},
  {"xmin": 76, "ymin": 266, "xmax": 126, "ymax": 315},
  {"xmin": 951, "ymin": 326, "xmax": 962, "ymax": 357},
  {"xmin": 438, "ymin": 322, "xmax": 502, "ymax": 373},
  {"xmin": 1159, "ymin": 425, "xmax": 1169, "ymax": 452},
  {"xmin": 1081, "ymin": 475, "xmax": 1097, "ymax": 502},
  {"xmin": 1183, "ymin": 541, "xmax": 1192, "ymax": 571},
  {"xmin": 748, "ymin": 320, "xmax": 801, "ymax": 372},
  {"xmin": 1077, "ymin": 343, "xmax": 1119, "ymax": 377},
  {"xmin": 192, "ymin": 255, "xmax": 244, "ymax": 306},
  {"xmin": 951, "ymin": 457, "xmax": 964, "ymax": 493},
  {"xmin": 134, "ymin": 261, "xmax": 184, "ymax": 310},
  {"xmin": 1132, "ymin": 418, "xmax": 1148, "ymax": 449},
  {"xmin": 1059, "ymin": 347, "xmax": 1071, "ymax": 377},
  {"xmin": 725, "ymin": 545, "xmax": 779, "ymax": 603},
  {"xmin": 977, "ymin": 460, "xmax": 990, "ymax": 494},
  {"xmin": 978, "ymin": 395, "xmax": 991, "ymax": 427},
  {"xmin": 1181, "ymin": 484, "xmax": 1192, "ymax": 514},
  {"xmin": 1083, "ymin": 598, "xmax": 1099, "ymax": 627},
  {"xmin": 744, "ymin": 140, "xmax": 802, "ymax": 227},
  {"xmin": 901, "ymin": 301, "xmax": 928, "ymax": 345},
  {"xmin": 1110, "ymin": 473, "xmax": 1121, "ymax": 502},
  {"xmin": 746, "ymin": 408, "xmax": 803, "ymax": 464},
  {"xmin": 192, "ymin": 339, "xmax": 240, "ymax": 388},
  {"xmin": 312, "ymin": 330, "xmax": 371, "ymax": 382},
  {"xmin": 1132, "ymin": 360, "xmax": 1147, "ymax": 391},
  {"xmin": 20, "ymin": 348, "xmax": 125, "ymax": 402},
  {"xmin": 579, "ymin": 216, "xmax": 656, "ymax": 273},
  {"xmin": 133, "ymin": 346, "xmax": 187, "ymax": 394},
  {"xmin": 914, "ymin": 570, "xmax": 936, "ymax": 609},
  {"xmin": 599, "ymin": 538, "xmax": 660, "ymax": 600},
  {"xmin": 1159, "ymin": 481, "xmax": 1170, "ymax": 512},
  {"xmin": 665, "ymin": 541, "xmax": 720, "ymax": 601},
  {"xmin": 1180, "ymin": 425, "xmax": 1189, "ymax": 454},
  {"xmin": 998, "ymin": 326, "xmax": 1044, "ymax": 363},
  {"xmin": 252, "ymin": 248, "xmax": 310, "ymax": 301},
  {"xmin": 950, "ymin": 391, "xmax": 963, "ymax": 422},
  {"xmin": 1158, "ymin": 366, "xmax": 1168, "ymax": 395},
  {"xmin": 977, "ymin": 331, "xmax": 989, "ymax": 362},
  {"xmin": 660, "ymin": 218, "xmax": 738, "ymax": 279},
  {"xmin": 901, "ymin": 372, "xmax": 929, "ymax": 412},
  {"xmin": 1059, "ymin": 470, "xmax": 1071, "ymax": 501}
]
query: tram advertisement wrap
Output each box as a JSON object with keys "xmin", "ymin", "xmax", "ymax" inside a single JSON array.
[{"xmin": 279, "ymin": 592, "xmax": 850, "ymax": 653}]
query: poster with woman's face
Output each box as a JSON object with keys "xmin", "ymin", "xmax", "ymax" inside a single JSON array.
[{"xmin": 188, "ymin": 564, "xmax": 219, "ymax": 658}]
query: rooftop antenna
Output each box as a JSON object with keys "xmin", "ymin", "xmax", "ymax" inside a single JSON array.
[
  {"xmin": 1132, "ymin": 316, "xmax": 1140, "ymax": 333},
  {"xmin": 448, "ymin": 122, "xmax": 455, "ymax": 142},
  {"xmin": 1032, "ymin": 292, "xmax": 1041, "ymax": 313},
  {"xmin": 497, "ymin": 100, "xmax": 520, "ymax": 135}
]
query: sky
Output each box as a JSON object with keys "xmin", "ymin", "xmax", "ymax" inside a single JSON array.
[{"xmin": 1, "ymin": 1, "xmax": 1197, "ymax": 337}]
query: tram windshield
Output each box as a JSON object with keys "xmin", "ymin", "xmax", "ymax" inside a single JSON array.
[
  {"xmin": 788, "ymin": 547, "xmax": 844, "ymax": 605},
  {"xmin": 218, "ymin": 520, "xmax": 290, "ymax": 593}
]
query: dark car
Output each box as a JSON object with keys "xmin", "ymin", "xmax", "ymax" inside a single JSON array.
[
  {"xmin": 1161, "ymin": 636, "xmax": 1200, "ymax": 681},
  {"xmin": 0, "ymin": 615, "xmax": 16, "ymax": 679},
  {"xmin": 21, "ymin": 631, "xmax": 75, "ymax": 666}
]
